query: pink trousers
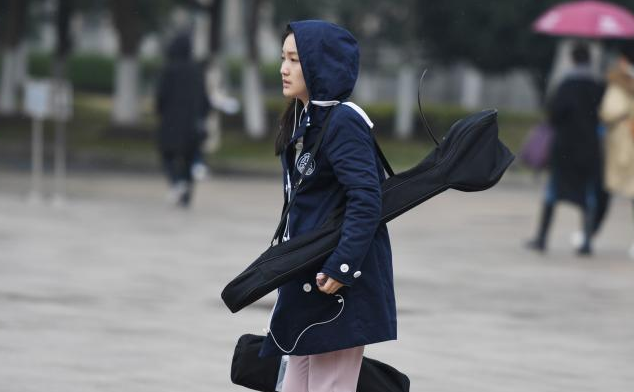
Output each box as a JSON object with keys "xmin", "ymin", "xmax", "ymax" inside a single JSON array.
[{"xmin": 281, "ymin": 346, "xmax": 364, "ymax": 392}]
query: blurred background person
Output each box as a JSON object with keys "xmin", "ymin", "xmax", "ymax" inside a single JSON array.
[
  {"xmin": 599, "ymin": 42, "xmax": 634, "ymax": 259},
  {"xmin": 155, "ymin": 32, "xmax": 211, "ymax": 208},
  {"xmin": 527, "ymin": 42, "xmax": 605, "ymax": 256}
]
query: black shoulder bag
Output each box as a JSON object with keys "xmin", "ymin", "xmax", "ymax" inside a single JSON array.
[{"xmin": 231, "ymin": 334, "xmax": 410, "ymax": 392}]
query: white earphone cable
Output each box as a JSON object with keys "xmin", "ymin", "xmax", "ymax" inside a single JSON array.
[{"xmin": 265, "ymin": 294, "xmax": 345, "ymax": 354}]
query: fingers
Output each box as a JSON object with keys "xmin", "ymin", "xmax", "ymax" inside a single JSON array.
[
  {"xmin": 316, "ymin": 273, "xmax": 328, "ymax": 287},
  {"xmin": 319, "ymin": 279, "xmax": 332, "ymax": 294},
  {"xmin": 317, "ymin": 277, "xmax": 343, "ymax": 294}
]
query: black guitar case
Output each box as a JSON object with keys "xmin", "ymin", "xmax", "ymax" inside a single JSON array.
[{"xmin": 222, "ymin": 109, "xmax": 514, "ymax": 313}]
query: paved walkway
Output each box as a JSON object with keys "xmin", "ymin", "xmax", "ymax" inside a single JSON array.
[{"xmin": 1, "ymin": 171, "xmax": 633, "ymax": 392}]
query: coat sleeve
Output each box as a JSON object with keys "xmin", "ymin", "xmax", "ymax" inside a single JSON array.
[{"xmin": 320, "ymin": 109, "xmax": 382, "ymax": 286}]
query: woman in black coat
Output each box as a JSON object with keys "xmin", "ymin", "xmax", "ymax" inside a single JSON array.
[
  {"xmin": 155, "ymin": 33, "xmax": 210, "ymax": 207},
  {"xmin": 527, "ymin": 42, "xmax": 605, "ymax": 255}
]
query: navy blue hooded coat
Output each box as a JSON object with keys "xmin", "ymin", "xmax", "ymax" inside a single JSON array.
[{"xmin": 260, "ymin": 20, "xmax": 396, "ymax": 357}]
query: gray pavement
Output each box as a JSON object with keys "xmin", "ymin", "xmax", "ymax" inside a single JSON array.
[{"xmin": 1, "ymin": 170, "xmax": 633, "ymax": 392}]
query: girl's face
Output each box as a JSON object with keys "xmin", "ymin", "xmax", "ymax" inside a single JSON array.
[{"xmin": 280, "ymin": 33, "xmax": 309, "ymax": 104}]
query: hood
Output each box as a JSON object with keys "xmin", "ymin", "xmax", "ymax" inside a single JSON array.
[
  {"xmin": 289, "ymin": 20, "xmax": 359, "ymax": 102},
  {"xmin": 167, "ymin": 33, "xmax": 192, "ymax": 62}
]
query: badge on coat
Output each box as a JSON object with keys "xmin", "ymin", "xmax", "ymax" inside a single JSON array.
[{"xmin": 297, "ymin": 153, "xmax": 316, "ymax": 176}]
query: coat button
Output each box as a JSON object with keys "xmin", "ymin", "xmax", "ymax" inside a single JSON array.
[
  {"xmin": 303, "ymin": 283, "xmax": 312, "ymax": 292},
  {"xmin": 353, "ymin": 271, "xmax": 362, "ymax": 278},
  {"xmin": 340, "ymin": 264, "xmax": 349, "ymax": 273}
]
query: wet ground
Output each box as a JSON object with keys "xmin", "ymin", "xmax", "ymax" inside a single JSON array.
[{"xmin": 1, "ymin": 170, "xmax": 633, "ymax": 391}]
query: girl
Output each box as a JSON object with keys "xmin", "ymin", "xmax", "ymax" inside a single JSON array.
[{"xmin": 259, "ymin": 20, "xmax": 396, "ymax": 391}]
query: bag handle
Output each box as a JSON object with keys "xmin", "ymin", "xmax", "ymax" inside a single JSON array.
[
  {"xmin": 271, "ymin": 107, "xmax": 335, "ymax": 245},
  {"xmin": 271, "ymin": 106, "xmax": 396, "ymax": 245},
  {"xmin": 373, "ymin": 138, "xmax": 395, "ymax": 177},
  {"xmin": 369, "ymin": 69, "xmax": 439, "ymax": 178},
  {"xmin": 418, "ymin": 69, "xmax": 440, "ymax": 146}
]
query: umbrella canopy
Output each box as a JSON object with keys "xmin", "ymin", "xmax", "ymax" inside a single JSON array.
[{"xmin": 533, "ymin": 0, "xmax": 634, "ymax": 38}]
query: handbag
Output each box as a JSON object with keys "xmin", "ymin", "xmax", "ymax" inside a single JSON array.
[
  {"xmin": 231, "ymin": 334, "xmax": 281, "ymax": 392},
  {"xmin": 231, "ymin": 334, "xmax": 410, "ymax": 392},
  {"xmin": 519, "ymin": 122, "xmax": 553, "ymax": 170},
  {"xmin": 221, "ymin": 109, "xmax": 514, "ymax": 313}
]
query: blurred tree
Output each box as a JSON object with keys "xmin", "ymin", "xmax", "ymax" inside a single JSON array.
[
  {"xmin": 203, "ymin": 0, "xmax": 223, "ymax": 59},
  {"xmin": 109, "ymin": 0, "xmax": 172, "ymax": 126},
  {"xmin": 198, "ymin": 0, "xmax": 225, "ymax": 148},
  {"xmin": 110, "ymin": 0, "xmax": 143, "ymax": 125},
  {"xmin": 177, "ymin": 0, "xmax": 223, "ymax": 54},
  {"xmin": 414, "ymin": 0, "xmax": 562, "ymax": 95},
  {"xmin": 54, "ymin": 0, "xmax": 74, "ymax": 79},
  {"xmin": 271, "ymin": 0, "xmax": 420, "ymax": 66},
  {"xmin": 0, "ymin": 0, "xmax": 29, "ymax": 115},
  {"xmin": 415, "ymin": 0, "xmax": 634, "ymax": 103},
  {"xmin": 179, "ymin": 0, "xmax": 227, "ymax": 148},
  {"xmin": 337, "ymin": 0, "xmax": 421, "ymax": 138},
  {"xmin": 344, "ymin": 0, "xmax": 421, "ymax": 138},
  {"xmin": 243, "ymin": 0, "xmax": 266, "ymax": 139}
]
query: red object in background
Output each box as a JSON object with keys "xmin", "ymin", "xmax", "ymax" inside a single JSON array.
[{"xmin": 533, "ymin": 0, "xmax": 634, "ymax": 38}]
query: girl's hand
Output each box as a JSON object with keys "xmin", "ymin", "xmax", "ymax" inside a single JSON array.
[{"xmin": 316, "ymin": 273, "xmax": 343, "ymax": 294}]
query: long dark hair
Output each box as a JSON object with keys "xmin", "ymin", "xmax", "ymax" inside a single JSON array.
[{"xmin": 275, "ymin": 26, "xmax": 300, "ymax": 156}]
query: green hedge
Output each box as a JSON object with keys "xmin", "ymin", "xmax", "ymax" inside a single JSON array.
[
  {"xmin": 28, "ymin": 52, "xmax": 52, "ymax": 78},
  {"xmin": 28, "ymin": 52, "xmax": 162, "ymax": 94},
  {"xmin": 217, "ymin": 97, "xmax": 537, "ymax": 154},
  {"xmin": 23, "ymin": 52, "xmax": 537, "ymax": 152},
  {"xmin": 68, "ymin": 54, "xmax": 114, "ymax": 93},
  {"xmin": 226, "ymin": 58, "xmax": 285, "ymax": 90}
]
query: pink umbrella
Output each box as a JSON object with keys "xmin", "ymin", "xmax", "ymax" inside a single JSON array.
[{"xmin": 533, "ymin": 0, "xmax": 634, "ymax": 38}]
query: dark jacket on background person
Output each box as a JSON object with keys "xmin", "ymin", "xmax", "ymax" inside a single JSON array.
[
  {"xmin": 259, "ymin": 20, "xmax": 396, "ymax": 357},
  {"xmin": 547, "ymin": 67, "xmax": 605, "ymax": 207},
  {"xmin": 155, "ymin": 34, "xmax": 210, "ymax": 153}
]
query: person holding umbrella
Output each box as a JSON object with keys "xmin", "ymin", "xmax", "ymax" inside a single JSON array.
[
  {"xmin": 526, "ymin": 0, "xmax": 634, "ymax": 254},
  {"xmin": 527, "ymin": 42, "xmax": 605, "ymax": 255},
  {"xmin": 599, "ymin": 41, "xmax": 634, "ymax": 259}
]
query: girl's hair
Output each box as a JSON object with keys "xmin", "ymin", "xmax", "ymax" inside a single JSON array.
[
  {"xmin": 275, "ymin": 26, "xmax": 300, "ymax": 156},
  {"xmin": 275, "ymin": 99, "xmax": 302, "ymax": 155}
]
